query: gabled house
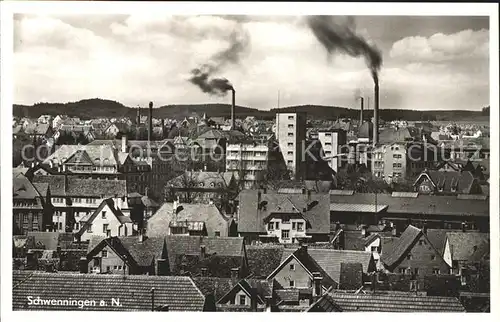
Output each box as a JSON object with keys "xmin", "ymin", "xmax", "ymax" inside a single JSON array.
[
  {"xmin": 442, "ymin": 232, "xmax": 489, "ymax": 283},
  {"xmin": 83, "ymin": 235, "xmax": 167, "ymax": 275},
  {"xmin": 267, "ymin": 245, "xmax": 336, "ymax": 291},
  {"xmin": 23, "ymin": 123, "xmax": 54, "ymax": 140},
  {"xmin": 237, "ymin": 190, "xmax": 331, "ymax": 244},
  {"xmin": 380, "ymin": 225, "xmax": 450, "ymax": 276},
  {"xmin": 147, "ymin": 202, "xmax": 234, "ymax": 237},
  {"xmin": 13, "ymin": 174, "xmax": 53, "ymax": 234},
  {"xmin": 414, "ymin": 169, "xmax": 482, "ymax": 195},
  {"xmin": 193, "ymin": 277, "xmax": 273, "ymax": 311},
  {"xmin": 163, "ymin": 235, "xmax": 248, "ymax": 278},
  {"xmin": 76, "ymin": 199, "xmax": 133, "ymax": 242}
]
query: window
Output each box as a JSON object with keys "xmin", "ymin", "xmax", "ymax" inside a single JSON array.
[
  {"xmin": 103, "ymin": 224, "xmax": 109, "ymax": 233},
  {"xmin": 215, "ymin": 231, "xmax": 220, "ymax": 237},
  {"xmin": 289, "ymin": 280, "xmax": 295, "ymax": 287},
  {"xmin": 102, "ymin": 211, "xmax": 107, "ymax": 219},
  {"xmin": 287, "ymin": 151, "xmax": 294, "ymax": 156},
  {"xmin": 93, "ymin": 259, "xmax": 99, "ymax": 266},
  {"xmin": 407, "ymin": 254, "xmax": 412, "ymax": 260},
  {"xmin": 275, "ymin": 222, "xmax": 279, "ymax": 230},
  {"xmin": 268, "ymin": 222, "xmax": 274, "ymax": 231},
  {"xmin": 297, "ymin": 222, "xmax": 304, "ymax": 232},
  {"xmin": 433, "ymin": 268, "xmax": 440, "ymax": 275},
  {"xmin": 325, "ymin": 142, "xmax": 332, "ymax": 146},
  {"xmin": 325, "ymin": 133, "xmax": 332, "ymax": 137},
  {"xmin": 282, "ymin": 230, "xmax": 290, "ymax": 239},
  {"xmin": 101, "ymin": 250, "xmax": 108, "ymax": 258},
  {"xmin": 399, "ymin": 268, "xmax": 406, "ymax": 274},
  {"xmin": 290, "ymin": 264, "xmax": 295, "ymax": 271},
  {"xmin": 418, "ymin": 240, "xmax": 426, "ymax": 246},
  {"xmin": 282, "ymin": 216, "xmax": 290, "ymax": 224},
  {"xmin": 288, "ymin": 133, "xmax": 294, "ymax": 137},
  {"xmin": 59, "ymin": 222, "xmax": 63, "ymax": 230},
  {"xmin": 431, "ymin": 255, "xmax": 436, "ymax": 260},
  {"xmin": 287, "ymin": 160, "xmax": 293, "ymax": 166},
  {"xmin": 287, "ymin": 143, "xmax": 293, "ymax": 147},
  {"xmin": 288, "ymin": 124, "xmax": 294, "ymax": 129},
  {"xmin": 106, "ymin": 266, "xmax": 111, "ymax": 272},
  {"xmin": 239, "ymin": 295, "xmax": 246, "ymax": 305},
  {"xmin": 414, "ymin": 268, "xmax": 419, "ymax": 275},
  {"xmin": 288, "ymin": 116, "xmax": 294, "ymax": 120},
  {"xmin": 292, "ymin": 222, "xmax": 296, "ymax": 230},
  {"xmin": 371, "ymin": 246, "xmax": 379, "ymax": 252},
  {"xmin": 114, "ymin": 265, "xmax": 118, "ymax": 270},
  {"xmin": 394, "ymin": 154, "xmax": 402, "ymax": 159},
  {"xmin": 87, "ymin": 224, "xmax": 92, "ymax": 233}
]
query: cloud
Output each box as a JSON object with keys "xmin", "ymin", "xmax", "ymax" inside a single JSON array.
[
  {"xmin": 389, "ymin": 29, "xmax": 489, "ymax": 63},
  {"xmin": 13, "ymin": 15, "xmax": 490, "ymax": 111}
]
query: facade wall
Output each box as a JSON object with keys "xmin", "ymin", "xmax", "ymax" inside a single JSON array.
[
  {"xmin": 273, "ymin": 257, "xmax": 312, "ymax": 289},
  {"xmin": 318, "ymin": 130, "xmax": 347, "ymax": 173},
  {"xmin": 87, "ymin": 245, "xmax": 129, "ymax": 274},
  {"xmin": 275, "ymin": 113, "xmax": 306, "ymax": 180},
  {"xmin": 386, "ymin": 235, "xmax": 450, "ymax": 277},
  {"xmin": 79, "ymin": 204, "xmax": 133, "ymax": 242},
  {"xmin": 265, "ymin": 217, "xmax": 307, "ymax": 244},
  {"xmin": 226, "ymin": 142, "xmax": 269, "ymax": 188}
]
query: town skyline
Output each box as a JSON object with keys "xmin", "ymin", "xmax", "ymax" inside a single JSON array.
[{"xmin": 14, "ymin": 14, "xmax": 489, "ymax": 111}]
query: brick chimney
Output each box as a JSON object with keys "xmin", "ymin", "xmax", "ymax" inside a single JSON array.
[
  {"xmin": 312, "ymin": 272, "xmax": 323, "ymax": 299},
  {"xmin": 200, "ymin": 245, "xmax": 206, "ymax": 259},
  {"xmin": 250, "ymin": 288, "xmax": 257, "ymax": 312},
  {"xmin": 231, "ymin": 267, "xmax": 239, "ymax": 280}
]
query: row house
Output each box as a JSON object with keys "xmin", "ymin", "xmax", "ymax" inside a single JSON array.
[
  {"xmin": 413, "ymin": 169, "xmax": 483, "ymax": 195},
  {"xmin": 32, "ymin": 175, "xmax": 130, "ymax": 234},
  {"xmin": 328, "ymin": 190, "xmax": 489, "ymax": 232},
  {"xmin": 13, "ymin": 174, "xmax": 53, "ymax": 235},
  {"xmin": 83, "ymin": 235, "xmax": 247, "ymax": 278},
  {"xmin": 237, "ymin": 189, "xmax": 331, "ymax": 244}
]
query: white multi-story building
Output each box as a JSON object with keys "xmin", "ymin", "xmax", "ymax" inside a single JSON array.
[
  {"xmin": 275, "ymin": 113, "xmax": 307, "ymax": 180},
  {"xmin": 226, "ymin": 140, "xmax": 270, "ymax": 189},
  {"xmin": 317, "ymin": 128, "xmax": 347, "ymax": 174}
]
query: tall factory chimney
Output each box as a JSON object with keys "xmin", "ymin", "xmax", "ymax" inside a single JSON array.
[
  {"xmin": 148, "ymin": 101, "xmax": 153, "ymax": 142},
  {"xmin": 373, "ymin": 83, "xmax": 379, "ymax": 146},
  {"xmin": 359, "ymin": 96, "xmax": 364, "ymax": 126},
  {"xmin": 137, "ymin": 105, "xmax": 141, "ymax": 126},
  {"xmin": 231, "ymin": 88, "xmax": 236, "ymax": 130}
]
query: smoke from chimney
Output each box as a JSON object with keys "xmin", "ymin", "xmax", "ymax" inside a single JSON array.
[
  {"xmin": 188, "ymin": 27, "xmax": 249, "ymax": 96},
  {"xmin": 306, "ymin": 16, "xmax": 382, "ymax": 144}
]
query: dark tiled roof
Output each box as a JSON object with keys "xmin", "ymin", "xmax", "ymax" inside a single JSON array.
[
  {"xmin": 118, "ymin": 236, "xmax": 166, "ymax": 267},
  {"xmin": 32, "ymin": 182, "xmax": 49, "ymax": 198},
  {"xmin": 13, "ymin": 176, "xmax": 41, "ymax": 199},
  {"xmin": 192, "ymin": 277, "xmax": 238, "ymax": 300},
  {"xmin": 425, "ymin": 229, "xmax": 456, "ymax": 256},
  {"xmin": 343, "ymin": 231, "xmax": 366, "ymax": 251},
  {"xmin": 329, "ymin": 192, "xmax": 489, "ymax": 217},
  {"xmin": 379, "ymin": 127, "xmax": 422, "ymax": 144},
  {"xmin": 323, "ymin": 291, "xmax": 465, "ymax": 312},
  {"xmin": 32, "ymin": 175, "xmax": 127, "ymax": 198},
  {"xmin": 381, "ymin": 225, "xmax": 421, "ymax": 267},
  {"xmin": 238, "ymin": 190, "xmax": 330, "ymax": 234},
  {"xmin": 446, "ymin": 232, "xmax": 490, "ymax": 262},
  {"xmin": 281, "ymin": 248, "xmax": 374, "ymax": 284},
  {"xmin": 307, "ymin": 293, "xmax": 343, "ymax": 312},
  {"xmin": 246, "ymin": 245, "xmax": 284, "ymax": 278},
  {"xmin": 27, "ymin": 232, "xmax": 74, "ymax": 250},
  {"xmin": 12, "ymin": 271, "xmax": 207, "ymax": 311},
  {"xmin": 217, "ymin": 279, "xmax": 273, "ymax": 304},
  {"xmin": 165, "ymin": 236, "xmax": 245, "ymax": 276},
  {"xmin": 275, "ymin": 289, "xmax": 300, "ymax": 304},
  {"xmin": 417, "ymin": 170, "xmax": 476, "ymax": 194},
  {"xmin": 148, "ymin": 203, "xmax": 229, "ymax": 237},
  {"xmin": 33, "ymin": 175, "xmax": 65, "ymax": 196}
]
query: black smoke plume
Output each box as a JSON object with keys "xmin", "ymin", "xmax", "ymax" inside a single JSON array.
[
  {"xmin": 189, "ymin": 26, "xmax": 250, "ymax": 96},
  {"xmin": 306, "ymin": 16, "xmax": 382, "ymax": 84}
]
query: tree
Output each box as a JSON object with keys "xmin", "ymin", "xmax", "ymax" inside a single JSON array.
[{"xmin": 481, "ymin": 105, "xmax": 490, "ymax": 116}]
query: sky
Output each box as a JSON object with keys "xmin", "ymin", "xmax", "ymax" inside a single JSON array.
[{"xmin": 13, "ymin": 14, "xmax": 490, "ymax": 111}]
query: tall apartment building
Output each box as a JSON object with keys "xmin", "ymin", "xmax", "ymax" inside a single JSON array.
[
  {"xmin": 275, "ymin": 112, "xmax": 307, "ymax": 180},
  {"xmin": 226, "ymin": 139, "xmax": 271, "ymax": 189},
  {"xmin": 372, "ymin": 142, "xmax": 436, "ymax": 183},
  {"xmin": 317, "ymin": 129, "xmax": 347, "ymax": 174}
]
